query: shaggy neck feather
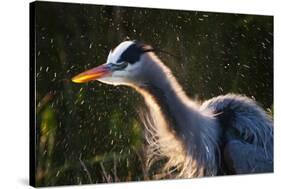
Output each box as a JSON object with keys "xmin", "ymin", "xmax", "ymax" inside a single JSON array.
[{"xmin": 134, "ymin": 53, "xmax": 219, "ymax": 177}]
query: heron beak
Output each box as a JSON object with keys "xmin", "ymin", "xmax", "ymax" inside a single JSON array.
[{"xmin": 72, "ymin": 64, "xmax": 112, "ymax": 83}]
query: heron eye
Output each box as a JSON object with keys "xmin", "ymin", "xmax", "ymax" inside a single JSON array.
[
  {"xmin": 115, "ymin": 61, "xmax": 129, "ymax": 65},
  {"xmin": 112, "ymin": 61, "xmax": 128, "ymax": 69},
  {"xmin": 120, "ymin": 61, "xmax": 129, "ymax": 68}
]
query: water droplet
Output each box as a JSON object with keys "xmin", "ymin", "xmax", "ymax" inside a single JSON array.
[
  {"xmin": 242, "ymin": 64, "xmax": 250, "ymax": 69},
  {"xmin": 56, "ymin": 170, "xmax": 61, "ymax": 177},
  {"xmin": 261, "ymin": 42, "xmax": 266, "ymax": 49}
]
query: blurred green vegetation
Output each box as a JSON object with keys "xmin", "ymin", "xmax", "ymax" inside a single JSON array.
[{"xmin": 34, "ymin": 1, "xmax": 273, "ymax": 186}]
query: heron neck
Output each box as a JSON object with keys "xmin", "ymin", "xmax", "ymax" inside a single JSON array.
[
  {"xmin": 134, "ymin": 53, "xmax": 219, "ymax": 176},
  {"xmin": 137, "ymin": 53, "xmax": 217, "ymax": 143},
  {"xmin": 140, "ymin": 76, "xmax": 205, "ymax": 135}
]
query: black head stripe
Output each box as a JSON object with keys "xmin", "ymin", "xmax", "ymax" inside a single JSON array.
[{"xmin": 117, "ymin": 42, "xmax": 154, "ymax": 64}]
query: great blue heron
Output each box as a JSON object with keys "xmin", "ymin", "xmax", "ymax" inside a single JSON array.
[{"xmin": 72, "ymin": 41, "xmax": 273, "ymax": 178}]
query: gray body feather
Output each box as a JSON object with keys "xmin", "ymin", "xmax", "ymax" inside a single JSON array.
[
  {"xmin": 223, "ymin": 140, "xmax": 273, "ymax": 174},
  {"xmin": 136, "ymin": 53, "xmax": 273, "ymax": 178}
]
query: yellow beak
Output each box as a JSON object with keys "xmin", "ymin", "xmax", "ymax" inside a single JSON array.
[{"xmin": 72, "ymin": 64, "xmax": 112, "ymax": 83}]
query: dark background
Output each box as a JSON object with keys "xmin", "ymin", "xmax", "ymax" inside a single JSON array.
[{"xmin": 33, "ymin": 1, "xmax": 273, "ymax": 186}]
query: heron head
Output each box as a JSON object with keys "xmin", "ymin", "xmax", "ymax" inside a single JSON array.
[{"xmin": 72, "ymin": 40, "xmax": 154, "ymax": 86}]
